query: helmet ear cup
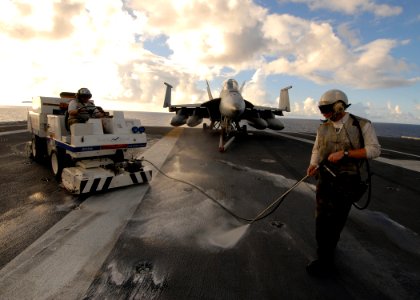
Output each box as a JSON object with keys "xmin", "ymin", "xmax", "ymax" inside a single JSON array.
[{"xmin": 333, "ymin": 101, "xmax": 345, "ymax": 114}]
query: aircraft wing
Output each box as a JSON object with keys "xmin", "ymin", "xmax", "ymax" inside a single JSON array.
[
  {"xmin": 241, "ymin": 104, "xmax": 288, "ymax": 130},
  {"xmin": 167, "ymin": 103, "xmax": 207, "ymax": 113},
  {"xmin": 240, "ymin": 86, "xmax": 292, "ymax": 130},
  {"xmin": 165, "ymin": 96, "xmax": 222, "ymax": 126},
  {"xmin": 250, "ymin": 105, "xmax": 286, "ymax": 116}
]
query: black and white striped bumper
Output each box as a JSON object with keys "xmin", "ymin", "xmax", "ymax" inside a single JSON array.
[{"xmin": 61, "ymin": 166, "xmax": 152, "ymax": 194}]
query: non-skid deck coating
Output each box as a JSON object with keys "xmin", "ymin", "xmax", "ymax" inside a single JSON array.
[{"xmin": 0, "ymin": 127, "xmax": 420, "ymax": 299}]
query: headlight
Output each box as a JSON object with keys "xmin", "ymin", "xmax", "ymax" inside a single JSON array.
[{"xmin": 132, "ymin": 126, "xmax": 145, "ymax": 133}]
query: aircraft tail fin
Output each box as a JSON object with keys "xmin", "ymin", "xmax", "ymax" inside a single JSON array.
[
  {"xmin": 206, "ymin": 80, "xmax": 213, "ymax": 100},
  {"xmin": 163, "ymin": 82, "xmax": 173, "ymax": 108},
  {"xmin": 239, "ymin": 81, "xmax": 246, "ymax": 94},
  {"xmin": 279, "ymin": 86, "xmax": 292, "ymax": 112}
]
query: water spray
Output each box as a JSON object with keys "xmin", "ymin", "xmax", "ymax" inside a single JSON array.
[{"xmin": 142, "ymin": 158, "xmax": 313, "ymax": 248}]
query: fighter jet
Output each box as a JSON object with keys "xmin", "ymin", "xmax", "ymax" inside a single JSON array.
[{"xmin": 163, "ymin": 79, "xmax": 292, "ymax": 152}]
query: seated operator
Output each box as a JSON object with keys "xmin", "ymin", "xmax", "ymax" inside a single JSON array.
[{"xmin": 67, "ymin": 87, "xmax": 107, "ymax": 129}]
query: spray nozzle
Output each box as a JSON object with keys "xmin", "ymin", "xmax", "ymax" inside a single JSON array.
[{"xmin": 318, "ymin": 159, "xmax": 337, "ymax": 177}]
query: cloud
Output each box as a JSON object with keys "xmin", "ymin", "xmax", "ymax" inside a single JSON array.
[
  {"xmin": 263, "ymin": 15, "xmax": 348, "ymax": 80},
  {"xmin": 0, "ymin": 0, "xmax": 167, "ymax": 108},
  {"xmin": 262, "ymin": 15, "xmax": 418, "ymax": 89},
  {"xmin": 128, "ymin": 0, "xmax": 268, "ymax": 74},
  {"xmin": 0, "ymin": 0, "xmax": 83, "ymax": 39},
  {"xmin": 381, "ymin": 101, "xmax": 420, "ymax": 124},
  {"xmin": 387, "ymin": 102, "xmax": 402, "ymax": 115},
  {"xmin": 287, "ymin": 96, "xmax": 318, "ymax": 117},
  {"xmin": 242, "ymin": 69, "xmax": 269, "ymax": 105},
  {"xmin": 0, "ymin": 0, "xmax": 417, "ymax": 124},
  {"xmin": 337, "ymin": 23, "xmax": 361, "ymax": 47},
  {"xmin": 284, "ymin": 0, "xmax": 402, "ymax": 17}
]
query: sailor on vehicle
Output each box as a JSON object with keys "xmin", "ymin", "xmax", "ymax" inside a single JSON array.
[{"xmin": 67, "ymin": 87, "xmax": 106, "ymax": 129}]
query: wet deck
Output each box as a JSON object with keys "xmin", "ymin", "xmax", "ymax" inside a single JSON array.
[{"xmin": 0, "ymin": 126, "xmax": 419, "ymax": 299}]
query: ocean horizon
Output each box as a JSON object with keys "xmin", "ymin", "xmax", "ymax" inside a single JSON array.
[{"xmin": 1, "ymin": 105, "xmax": 419, "ymax": 139}]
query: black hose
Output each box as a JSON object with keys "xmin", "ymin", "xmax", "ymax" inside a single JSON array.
[
  {"xmin": 141, "ymin": 158, "xmax": 308, "ymax": 223},
  {"xmin": 142, "ymin": 159, "xmax": 253, "ymax": 222},
  {"xmin": 352, "ymin": 160, "xmax": 372, "ymax": 210}
]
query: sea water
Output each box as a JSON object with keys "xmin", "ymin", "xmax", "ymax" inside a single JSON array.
[{"xmin": 1, "ymin": 105, "xmax": 419, "ymax": 138}]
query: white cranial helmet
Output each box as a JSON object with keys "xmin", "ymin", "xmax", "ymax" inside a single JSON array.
[{"xmin": 319, "ymin": 89, "xmax": 348, "ymax": 106}]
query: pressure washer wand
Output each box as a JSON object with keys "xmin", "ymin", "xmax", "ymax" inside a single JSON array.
[{"xmin": 249, "ymin": 174, "xmax": 311, "ymax": 224}]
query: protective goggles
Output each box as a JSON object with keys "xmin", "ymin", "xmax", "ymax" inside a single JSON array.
[
  {"xmin": 78, "ymin": 94, "xmax": 92, "ymax": 100},
  {"xmin": 318, "ymin": 104, "xmax": 334, "ymax": 114}
]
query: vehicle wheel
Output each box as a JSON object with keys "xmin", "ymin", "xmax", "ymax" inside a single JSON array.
[
  {"xmin": 241, "ymin": 125, "xmax": 247, "ymax": 134},
  {"xmin": 203, "ymin": 123, "xmax": 208, "ymax": 130},
  {"xmin": 30, "ymin": 135, "xmax": 47, "ymax": 162},
  {"xmin": 50, "ymin": 151, "xmax": 64, "ymax": 181},
  {"xmin": 113, "ymin": 149, "xmax": 125, "ymax": 163}
]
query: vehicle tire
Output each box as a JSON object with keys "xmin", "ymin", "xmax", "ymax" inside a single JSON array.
[
  {"xmin": 50, "ymin": 150, "xmax": 64, "ymax": 181},
  {"xmin": 30, "ymin": 135, "xmax": 47, "ymax": 162},
  {"xmin": 113, "ymin": 149, "xmax": 125, "ymax": 163},
  {"xmin": 203, "ymin": 123, "xmax": 207, "ymax": 130},
  {"xmin": 241, "ymin": 125, "xmax": 248, "ymax": 135}
]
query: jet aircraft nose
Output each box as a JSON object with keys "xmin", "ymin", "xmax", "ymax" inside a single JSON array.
[{"xmin": 220, "ymin": 92, "xmax": 245, "ymax": 118}]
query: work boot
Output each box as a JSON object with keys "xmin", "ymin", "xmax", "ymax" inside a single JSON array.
[{"xmin": 306, "ymin": 259, "xmax": 335, "ymax": 277}]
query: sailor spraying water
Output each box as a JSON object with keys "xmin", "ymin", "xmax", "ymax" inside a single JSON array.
[{"xmin": 306, "ymin": 89, "xmax": 381, "ymax": 276}]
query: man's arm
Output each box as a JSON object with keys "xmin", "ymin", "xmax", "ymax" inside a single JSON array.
[
  {"xmin": 68, "ymin": 101, "xmax": 79, "ymax": 116},
  {"xmin": 327, "ymin": 121, "xmax": 381, "ymax": 162},
  {"xmin": 307, "ymin": 134, "xmax": 320, "ymax": 176},
  {"xmin": 361, "ymin": 121, "xmax": 381, "ymax": 159}
]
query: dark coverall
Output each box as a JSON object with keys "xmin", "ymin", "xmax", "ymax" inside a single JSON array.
[
  {"xmin": 315, "ymin": 169, "xmax": 361, "ymax": 262},
  {"xmin": 314, "ymin": 116, "xmax": 369, "ymax": 263}
]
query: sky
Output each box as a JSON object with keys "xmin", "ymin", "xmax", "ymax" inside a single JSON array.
[{"xmin": 0, "ymin": 0, "xmax": 419, "ymax": 124}]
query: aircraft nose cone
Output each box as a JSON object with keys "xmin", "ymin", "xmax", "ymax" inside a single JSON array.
[{"xmin": 221, "ymin": 93, "xmax": 245, "ymax": 118}]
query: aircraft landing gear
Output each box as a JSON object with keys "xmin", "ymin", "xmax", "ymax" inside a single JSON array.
[{"xmin": 219, "ymin": 117, "xmax": 236, "ymax": 152}]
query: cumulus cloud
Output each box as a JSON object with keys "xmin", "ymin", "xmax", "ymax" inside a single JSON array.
[
  {"xmin": 262, "ymin": 15, "xmax": 417, "ymax": 89},
  {"xmin": 303, "ymin": 97, "xmax": 319, "ymax": 115},
  {"xmin": 0, "ymin": 0, "xmax": 417, "ymax": 124},
  {"xmin": 242, "ymin": 69, "xmax": 269, "ymax": 105},
  {"xmin": 129, "ymin": 0, "xmax": 268, "ymax": 74},
  {"xmin": 0, "ymin": 0, "xmax": 171, "ymax": 109},
  {"xmin": 284, "ymin": 0, "xmax": 402, "ymax": 17},
  {"xmin": 286, "ymin": 96, "xmax": 319, "ymax": 117},
  {"xmin": 387, "ymin": 102, "xmax": 402, "ymax": 115},
  {"xmin": 0, "ymin": 0, "xmax": 83, "ymax": 39},
  {"xmin": 337, "ymin": 23, "xmax": 361, "ymax": 47}
]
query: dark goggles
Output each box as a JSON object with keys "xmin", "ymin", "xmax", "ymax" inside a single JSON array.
[
  {"xmin": 78, "ymin": 94, "xmax": 92, "ymax": 101},
  {"xmin": 318, "ymin": 104, "xmax": 334, "ymax": 114}
]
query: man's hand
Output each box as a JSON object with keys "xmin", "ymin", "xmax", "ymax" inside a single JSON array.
[
  {"xmin": 307, "ymin": 164, "xmax": 318, "ymax": 177},
  {"xmin": 328, "ymin": 151, "xmax": 345, "ymax": 163}
]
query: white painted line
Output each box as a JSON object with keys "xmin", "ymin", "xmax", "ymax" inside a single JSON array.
[
  {"xmin": 0, "ymin": 127, "xmax": 183, "ymax": 300},
  {"xmin": 0, "ymin": 129, "xmax": 27, "ymax": 136},
  {"xmin": 273, "ymin": 132, "xmax": 420, "ymax": 173},
  {"xmin": 402, "ymin": 136, "xmax": 420, "ymax": 141},
  {"xmin": 382, "ymin": 148, "xmax": 420, "ymax": 159},
  {"xmin": 270, "ymin": 131, "xmax": 315, "ymax": 145},
  {"xmin": 374, "ymin": 157, "xmax": 420, "ymax": 173}
]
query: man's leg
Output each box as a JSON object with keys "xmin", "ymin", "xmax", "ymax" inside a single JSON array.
[{"xmin": 307, "ymin": 182, "xmax": 352, "ymax": 276}]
